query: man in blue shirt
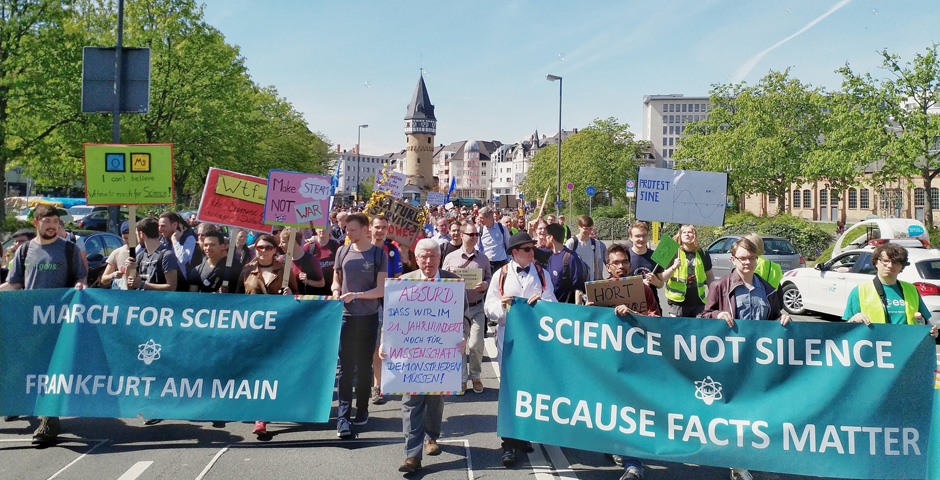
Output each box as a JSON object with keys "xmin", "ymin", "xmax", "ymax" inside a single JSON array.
[
  {"xmin": 544, "ymin": 223, "xmax": 585, "ymax": 303},
  {"xmin": 476, "ymin": 207, "xmax": 510, "ymax": 271}
]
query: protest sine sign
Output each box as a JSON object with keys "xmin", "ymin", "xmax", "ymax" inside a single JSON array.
[
  {"xmin": 498, "ymin": 300, "xmax": 935, "ymax": 479},
  {"xmin": 84, "ymin": 144, "xmax": 174, "ymax": 205},
  {"xmin": 634, "ymin": 166, "xmax": 728, "ymax": 227},
  {"xmin": 0, "ymin": 289, "xmax": 343, "ymax": 423},
  {"xmin": 197, "ymin": 168, "xmax": 273, "ymax": 233},
  {"xmin": 262, "ymin": 170, "xmax": 332, "ymax": 229},
  {"xmin": 585, "ymin": 276, "xmax": 646, "ymax": 309},
  {"xmin": 381, "ymin": 278, "xmax": 465, "ymax": 395}
]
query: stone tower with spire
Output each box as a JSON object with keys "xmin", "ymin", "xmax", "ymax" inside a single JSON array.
[{"xmin": 404, "ymin": 74, "xmax": 436, "ymax": 189}]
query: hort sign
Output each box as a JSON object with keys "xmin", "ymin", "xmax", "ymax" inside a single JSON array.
[{"xmin": 84, "ymin": 144, "xmax": 174, "ymax": 205}]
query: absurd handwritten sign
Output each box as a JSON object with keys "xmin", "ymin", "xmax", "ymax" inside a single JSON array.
[
  {"xmin": 585, "ymin": 276, "xmax": 647, "ymax": 309},
  {"xmin": 84, "ymin": 143, "xmax": 174, "ymax": 205},
  {"xmin": 263, "ymin": 170, "xmax": 331, "ymax": 228},
  {"xmin": 426, "ymin": 191, "xmax": 446, "ymax": 206},
  {"xmin": 382, "ymin": 278, "xmax": 465, "ymax": 395},
  {"xmin": 365, "ymin": 196, "xmax": 423, "ymax": 249},
  {"xmin": 634, "ymin": 166, "xmax": 728, "ymax": 227},
  {"xmin": 197, "ymin": 168, "xmax": 273, "ymax": 233}
]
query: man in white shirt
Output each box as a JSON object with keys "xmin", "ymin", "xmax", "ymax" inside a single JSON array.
[
  {"xmin": 484, "ymin": 232, "xmax": 556, "ymax": 467},
  {"xmin": 476, "ymin": 207, "xmax": 511, "ymax": 271}
]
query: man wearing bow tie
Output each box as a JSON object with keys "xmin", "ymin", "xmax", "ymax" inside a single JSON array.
[{"xmin": 484, "ymin": 232, "xmax": 556, "ymax": 468}]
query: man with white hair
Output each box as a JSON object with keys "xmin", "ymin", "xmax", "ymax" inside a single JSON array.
[{"xmin": 383, "ymin": 239, "xmax": 467, "ymax": 474}]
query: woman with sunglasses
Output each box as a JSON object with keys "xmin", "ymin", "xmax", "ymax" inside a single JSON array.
[{"xmin": 236, "ymin": 233, "xmax": 298, "ymax": 436}]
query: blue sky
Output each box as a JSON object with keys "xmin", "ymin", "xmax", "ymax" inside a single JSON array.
[{"xmin": 199, "ymin": 0, "xmax": 938, "ymax": 156}]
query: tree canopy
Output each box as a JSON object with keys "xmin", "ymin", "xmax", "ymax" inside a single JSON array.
[{"xmin": 521, "ymin": 117, "xmax": 649, "ymax": 214}]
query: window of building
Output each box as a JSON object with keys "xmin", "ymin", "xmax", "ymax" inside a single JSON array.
[
  {"xmin": 668, "ymin": 138, "xmax": 674, "ymax": 146},
  {"xmin": 793, "ymin": 190, "xmax": 801, "ymax": 208},
  {"xmin": 803, "ymin": 189, "xmax": 812, "ymax": 209},
  {"xmin": 681, "ymin": 104, "xmax": 687, "ymax": 112},
  {"xmin": 831, "ymin": 192, "xmax": 839, "ymax": 205},
  {"xmin": 933, "ymin": 188, "xmax": 939, "ymax": 210},
  {"xmin": 915, "ymin": 188, "xmax": 925, "ymax": 206},
  {"xmin": 848, "ymin": 189, "xmax": 858, "ymax": 209},
  {"xmin": 769, "ymin": 193, "xmax": 776, "ymax": 203},
  {"xmin": 663, "ymin": 126, "xmax": 668, "ymax": 135},
  {"xmin": 819, "ymin": 190, "xmax": 828, "ymax": 206},
  {"xmin": 663, "ymin": 138, "xmax": 668, "ymax": 146}
]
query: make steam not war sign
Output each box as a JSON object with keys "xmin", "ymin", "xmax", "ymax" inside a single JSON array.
[{"xmin": 262, "ymin": 170, "xmax": 332, "ymax": 229}]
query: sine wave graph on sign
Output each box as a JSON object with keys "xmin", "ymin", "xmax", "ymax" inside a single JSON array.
[{"xmin": 673, "ymin": 188, "xmax": 724, "ymax": 220}]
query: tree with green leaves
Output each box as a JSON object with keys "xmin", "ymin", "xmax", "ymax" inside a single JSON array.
[
  {"xmin": 0, "ymin": 1, "xmax": 86, "ymax": 218},
  {"xmin": 521, "ymin": 117, "xmax": 649, "ymax": 215},
  {"xmin": 839, "ymin": 45, "xmax": 940, "ymax": 228},
  {"xmin": 676, "ymin": 70, "xmax": 827, "ymax": 214}
]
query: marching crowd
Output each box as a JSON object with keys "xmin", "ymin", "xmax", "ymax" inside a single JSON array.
[{"xmin": 1, "ymin": 203, "xmax": 937, "ymax": 479}]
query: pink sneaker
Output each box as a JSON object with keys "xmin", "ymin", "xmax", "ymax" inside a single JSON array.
[{"xmin": 252, "ymin": 421, "xmax": 267, "ymax": 435}]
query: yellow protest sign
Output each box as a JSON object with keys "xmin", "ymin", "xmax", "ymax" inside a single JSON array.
[{"xmin": 84, "ymin": 143, "xmax": 174, "ymax": 205}]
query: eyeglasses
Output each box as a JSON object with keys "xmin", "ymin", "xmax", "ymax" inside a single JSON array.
[
  {"xmin": 877, "ymin": 257, "xmax": 903, "ymax": 266},
  {"xmin": 463, "ymin": 232, "xmax": 479, "ymax": 237},
  {"xmin": 256, "ymin": 244, "xmax": 275, "ymax": 252},
  {"xmin": 733, "ymin": 255, "xmax": 757, "ymax": 263}
]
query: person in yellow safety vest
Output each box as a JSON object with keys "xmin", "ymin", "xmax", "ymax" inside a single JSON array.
[
  {"xmin": 660, "ymin": 224, "xmax": 714, "ymax": 317},
  {"xmin": 744, "ymin": 233, "xmax": 783, "ymax": 289},
  {"xmin": 843, "ymin": 243, "xmax": 940, "ymax": 338}
]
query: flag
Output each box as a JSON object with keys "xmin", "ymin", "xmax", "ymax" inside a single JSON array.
[
  {"xmin": 330, "ymin": 160, "xmax": 340, "ymax": 196},
  {"xmin": 445, "ymin": 176, "xmax": 456, "ymax": 203}
]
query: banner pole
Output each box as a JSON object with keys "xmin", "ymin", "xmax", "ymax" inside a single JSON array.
[
  {"xmin": 221, "ymin": 227, "xmax": 240, "ymax": 292},
  {"xmin": 280, "ymin": 226, "xmax": 294, "ymax": 292}
]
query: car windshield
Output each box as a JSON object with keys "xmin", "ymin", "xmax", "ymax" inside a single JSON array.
[
  {"xmin": 69, "ymin": 206, "xmax": 93, "ymax": 215},
  {"xmin": 915, "ymin": 259, "xmax": 940, "ymax": 280},
  {"xmin": 763, "ymin": 239, "xmax": 797, "ymax": 255}
]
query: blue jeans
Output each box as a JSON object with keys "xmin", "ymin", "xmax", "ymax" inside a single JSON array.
[{"xmin": 337, "ymin": 313, "xmax": 379, "ymax": 421}]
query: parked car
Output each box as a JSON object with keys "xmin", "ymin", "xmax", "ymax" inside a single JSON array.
[
  {"xmin": 67, "ymin": 205, "xmax": 95, "ymax": 223},
  {"xmin": 77, "ymin": 210, "xmax": 127, "ymax": 231},
  {"xmin": 15, "ymin": 207, "xmax": 73, "ymax": 225},
  {"xmin": 82, "ymin": 231, "xmax": 125, "ymax": 287},
  {"xmin": 705, "ymin": 235, "xmax": 805, "ymax": 280},
  {"xmin": 779, "ymin": 240, "xmax": 940, "ymax": 326}
]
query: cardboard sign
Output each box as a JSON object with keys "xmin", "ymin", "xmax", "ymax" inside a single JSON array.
[
  {"xmin": 426, "ymin": 191, "xmax": 446, "ymax": 206},
  {"xmin": 381, "ymin": 278, "xmax": 466, "ymax": 395},
  {"xmin": 197, "ymin": 168, "xmax": 273, "ymax": 233},
  {"xmin": 365, "ymin": 196, "xmax": 422, "ymax": 249},
  {"xmin": 83, "ymin": 143, "xmax": 174, "ymax": 205},
  {"xmin": 499, "ymin": 195, "xmax": 519, "ymax": 209},
  {"xmin": 452, "ymin": 268, "xmax": 483, "ymax": 286},
  {"xmin": 651, "ymin": 236, "xmax": 680, "ymax": 269},
  {"xmin": 585, "ymin": 276, "xmax": 647, "ymax": 309},
  {"xmin": 263, "ymin": 170, "xmax": 331, "ymax": 228},
  {"xmin": 374, "ymin": 169, "xmax": 407, "ymax": 198}
]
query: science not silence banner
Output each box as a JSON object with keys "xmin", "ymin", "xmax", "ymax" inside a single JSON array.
[
  {"xmin": 497, "ymin": 300, "xmax": 936, "ymax": 479},
  {"xmin": 0, "ymin": 289, "xmax": 342, "ymax": 423}
]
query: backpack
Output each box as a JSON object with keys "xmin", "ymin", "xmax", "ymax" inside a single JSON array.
[
  {"xmin": 559, "ymin": 250, "xmax": 590, "ymax": 303},
  {"xmin": 18, "ymin": 240, "xmax": 76, "ymax": 287},
  {"xmin": 497, "ymin": 263, "xmax": 546, "ymax": 297},
  {"xmin": 479, "ymin": 222, "xmax": 510, "ymax": 250}
]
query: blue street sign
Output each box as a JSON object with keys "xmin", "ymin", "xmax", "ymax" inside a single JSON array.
[
  {"xmin": 555, "ymin": 200, "xmax": 563, "ymax": 206},
  {"xmin": 519, "ymin": 193, "xmax": 524, "ymax": 199},
  {"xmin": 586, "ymin": 186, "xmax": 596, "ymax": 196}
]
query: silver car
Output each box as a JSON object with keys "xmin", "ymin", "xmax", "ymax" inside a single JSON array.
[{"xmin": 705, "ymin": 235, "xmax": 806, "ymax": 280}]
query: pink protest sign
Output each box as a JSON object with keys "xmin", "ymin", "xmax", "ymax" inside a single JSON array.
[{"xmin": 262, "ymin": 169, "xmax": 331, "ymax": 229}]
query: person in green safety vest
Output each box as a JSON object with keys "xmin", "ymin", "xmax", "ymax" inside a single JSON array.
[
  {"xmin": 843, "ymin": 243, "xmax": 940, "ymax": 338},
  {"xmin": 744, "ymin": 233, "xmax": 783, "ymax": 289},
  {"xmin": 660, "ymin": 224, "xmax": 714, "ymax": 317}
]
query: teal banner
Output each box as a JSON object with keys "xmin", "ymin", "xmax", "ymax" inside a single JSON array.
[
  {"xmin": 497, "ymin": 300, "xmax": 936, "ymax": 479},
  {"xmin": 1, "ymin": 289, "xmax": 342, "ymax": 423}
]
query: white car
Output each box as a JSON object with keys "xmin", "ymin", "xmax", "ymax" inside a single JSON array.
[{"xmin": 780, "ymin": 241, "xmax": 940, "ymax": 326}]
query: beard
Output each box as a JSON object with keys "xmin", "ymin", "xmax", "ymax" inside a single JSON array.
[{"xmin": 39, "ymin": 230, "xmax": 58, "ymax": 240}]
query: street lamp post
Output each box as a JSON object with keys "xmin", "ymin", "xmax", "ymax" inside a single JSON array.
[
  {"xmin": 546, "ymin": 74, "xmax": 562, "ymax": 217},
  {"xmin": 356, "ymin": 124, "xmax": 368, "ymax": 204}
]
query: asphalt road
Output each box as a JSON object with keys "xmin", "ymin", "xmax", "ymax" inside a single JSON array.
[{"xmin": 1, "ymin": 293, "xmax": 936, "ymax": 480}]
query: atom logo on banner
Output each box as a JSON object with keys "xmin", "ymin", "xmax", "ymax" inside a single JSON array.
[
  {"xmin": 694, "ymin": 376, "xmax": 723, "ymax": 405},
  {"xmin": 138, "ymin": 339, "xmax": 162, "ymax": 365}
]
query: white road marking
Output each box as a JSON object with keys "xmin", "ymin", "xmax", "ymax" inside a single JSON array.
[
  {"xmin": 45, "ymin": 439, "xmax": 109, "ymax": 480},
  {"xmin": 195, "ymin": 438, "xmax": 472, "ymax": 480},
  {"xmin": 117, "ymin": 461, "xmax": 154, "ymax": 480},
  {"xmin": 484, "ymin": 334, "xmax": 579, "ymax": 479},
  {"xmin": 526, "ymin": 443, "xmax": 559, "ymax": 480}
]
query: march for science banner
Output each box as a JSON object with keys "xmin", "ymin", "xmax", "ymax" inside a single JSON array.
[
  {"xmin": 0, "ymin": 289, "xmax": 342, "ymax": 423},
  {"xmin": 497, "ymin": 300, "xmax": 936, "ymax": 480}
]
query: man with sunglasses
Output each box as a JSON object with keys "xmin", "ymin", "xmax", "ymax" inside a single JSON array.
[
  {"xmin": 484, "ymin": 232, "xmax": 556, "ymax": 467},
  {"xmin": 844, "ymin": 243, "xmax": 939, "ymax": 336},
  {"xmin": 442, "ymin": 222, "xmax": 492, "ymax": 394}
]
